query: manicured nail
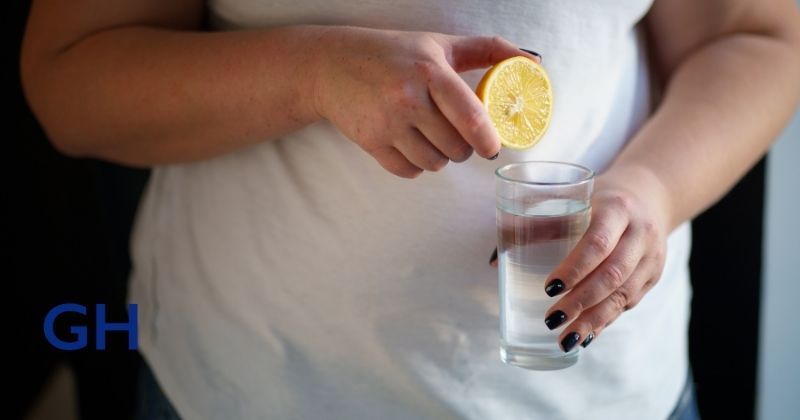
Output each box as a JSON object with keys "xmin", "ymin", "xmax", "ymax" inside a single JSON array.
[
  {"xmin": 544, "ymin": 310, "xmax": 567, "ymax": 330},
  {"xmin": 520, "ymin": 48, "xmax": 542, "ymax": 60},
  {"xmin": 561, "ymin": 332, "xmax": 581, "ymax": 352},
  {"xmin": 581, "ymin": 332, "xmax": 595, "ymax": 348},
  {"xmin": 488, "ymin": 152, "xmax": 499, "ymax": 160},
  {"xmin": 545, "ymin": 279, "xmax": 565, "ymax": 297},
  {"xmin": 489, "ymin": 248, "xmax": 498, "ymax": 265}
]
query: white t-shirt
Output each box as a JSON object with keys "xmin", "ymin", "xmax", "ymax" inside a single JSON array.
[{"xmin": 130, "ymin": 0, "xmax": 692, "ymax": 418}]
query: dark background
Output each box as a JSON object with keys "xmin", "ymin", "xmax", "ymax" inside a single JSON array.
[{"xmin": 6, "ymin": 1, "xmax": 764, "ymax": 419}]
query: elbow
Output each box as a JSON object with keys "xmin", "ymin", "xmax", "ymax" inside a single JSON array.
[
  {"xmin": 22, "ymin": 98, "xmax": 91, "ymax": 159},
  {"xmin": 20, "ymin": 55, "xmax": 91, "ymax": 158},
  {"xmin": 40, "ymin": 121, "xmax": 94, "ymax": 158},
  {"xmin": 43, "ymin": 131, "xmax": 91, "ymax": 159}
]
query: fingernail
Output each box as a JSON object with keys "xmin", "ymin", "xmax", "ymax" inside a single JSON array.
[
  {"xmin": 561, "ymin": 332, "xmax": 581, "ymax": 352},
  {"xmin": 581, "ymin": 332, "xmax": 595, "ymax": 348},
  {"xmin": 545, "ymin": 279, "xmax": 565, "ymax": 297},
  {"xmin": 489, "ymin": 248, "xmax": 498, "ymax": 265},
  {"xmin": 488, "ymin": 152, "xmax": 499, "ymax": 160},
  {"xmin": 520, "ymin": 48, "xmax": 542, "ymax": 60},
  {"xmin": 544, "ymin": 310, "xmax": 567, "ymax": 330}
]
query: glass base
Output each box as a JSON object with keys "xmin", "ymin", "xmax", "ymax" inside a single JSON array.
[{"xmin": 500, "ymin": 344, "xmax": 579, "ymax": 371}]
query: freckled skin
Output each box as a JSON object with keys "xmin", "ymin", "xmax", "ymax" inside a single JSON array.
[{"xmin": 314, "ymin": 28, "xmax": 537, "ymax": 176}]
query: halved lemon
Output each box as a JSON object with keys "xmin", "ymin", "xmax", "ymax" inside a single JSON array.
[{"xmin": 476, "ymin": 56, "xmax": 553, "ymax": 150}]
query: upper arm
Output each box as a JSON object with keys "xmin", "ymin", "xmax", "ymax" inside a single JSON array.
[
  {"xmin": 646, "ymin": 0, "xmax": 800, "ymax": 79},
  {"xmin": 21, "ymin": 0, "xmax": 204, "ymax": 77}
]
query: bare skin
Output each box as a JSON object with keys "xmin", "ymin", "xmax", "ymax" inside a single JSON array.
[
  {"xmin": 20, "ymin": 0, "xmax": 538, "ymax": 175},
  {"xmin": 21, "ymin": 0, "xmax": 800, "ymax": 349}
]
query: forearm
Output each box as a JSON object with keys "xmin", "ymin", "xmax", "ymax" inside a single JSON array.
[
  {"xmin": 603, "ymin": 32, "xmax": 800, "ymax": 231},
  {"xmin": 22, "ymin": 25, "xmax": 327, "ymax": 165}
]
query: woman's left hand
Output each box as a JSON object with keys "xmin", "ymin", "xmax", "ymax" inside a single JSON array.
[
  {"xmin": 541, "ymin": 166, "xmax": 673, "ymax": 351},
  {"xmin": 490, "ymin": 165, "xmax": 674, "ymax": 351}
]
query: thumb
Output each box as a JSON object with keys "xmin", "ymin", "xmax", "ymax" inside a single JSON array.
[{"xmin": 446, "ymin": 35, "xmax": 541, "ymax": 73}]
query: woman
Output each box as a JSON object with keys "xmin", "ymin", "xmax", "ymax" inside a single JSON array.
[{"xmin": 21, "ymin": 0, "xmax": 800, "ymax": 418}]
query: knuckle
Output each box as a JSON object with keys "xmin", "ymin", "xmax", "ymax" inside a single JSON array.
[
  {"xmin": 473, "ymin": 36, "xmax": 508, "ymax": 64},
  {"xmin": 562, "ymin": 264, "xmax": 582, "ymax": 285},
  {"xmin": 489, "ymin": 35, "xmax": 506, "ymax": 50},
  {"xmin": 571, "ymin": 299, "xmax": 585, "ymax": 317},
  {"xmin": 586, "ymin": 231, "xmax": 613, "ymax": 254},
  {"xmin": 489, "ymin": 36, "xmax": 512, "ymax": 54},
  {"xmin": 638, "ymin": 220, "xmax": 662, "ymax": 242},
  {"xmin": 491, "ymin": 35, "xmax": 507, "ymax": 44},
  {"xmin": 461, "ymin": 107, "xmax": 486, "ymax": 138},
  {"xmin": 363, "ymin": 131, "xmax": 391, "ymax": 150},
  {"xmin": 418, "ymin": 33, "xmax": 442, "ymax": 52},
  {"xmin": 398, "ymin": 167, "xmax": 423, "ymax": 179},
  {"xmin": 626, "ymin": 294, "xmax": 643, "ymax": 310},
  {"xmin": 361, "ymin": 140, "xmax": 379, "ymax": 155},
  {"xmin": 429, "ymin": 155, "xmax": 449, "ymax": 171},
  {"xmin": 609, "ymin": 289, "xmax": 632, "ymax": 312},
  {"xmin": 450, "ymin": 144, "xmax": 473, "ymax": 162},
  {"xmin": 388, "ymin": 81, "xmax": 422, "ymax": 111},
  {"xmin": 413, "ymin": 60, "xmax": 436, "ymax": 80},
  {"xmin": 653, "ymin": 249, "xmax": 666, "ymax": 265},
  {"xmin": 640, "ymin": 219, "xmax": 657, "ymax": 236},
  {"xmin": 611, "ymin": 194, "xmax": 633, "ymax": 212},
  {"xmin": 600, "ymin": 263, "xmax": 627, "ymax": 290},
  {"xmin": 377, "ymin": 152, "xmax": 423, "ymax": 179}
]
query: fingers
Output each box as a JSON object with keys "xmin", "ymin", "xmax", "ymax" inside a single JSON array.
[
  {"xmin": 370, "ymin": 146, "xmax": 423, "ymax": 179},
  {"xmin": 428, "ymin": 66, "xmax": 501, "ymax": 158},
  {"xmin": 546, "ymin": 227, "xmax": 646, "ymax": 320},
  {"xmin": 426, "ymin": 35, "xmax": 542, "ymax": 159},
  {"xmin": 394, "ymin": 128, "xmax": 450, "ymax": 172},
  {"xmin": 554, "ymin": 261, "xmax": 657, "ymax": 352},
  {"xmin": 518, "ymin": 48, "xmax": 542, "ymax": 64},
  {"xmin": 544, "ymin": 202, "xmax": 630, "ymax": 296},
  {"xmin": 415, "ymin": 106, "xmax": 474, "ymax": 162},
  {"xmin": 447, "ymin": 35, "xmax": 537, "ymax": 72}
]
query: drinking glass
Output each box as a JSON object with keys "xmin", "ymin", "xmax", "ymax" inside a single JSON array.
[{"xmin": 496, "ymin": 161, "xmax": 595, "ymax": 370}]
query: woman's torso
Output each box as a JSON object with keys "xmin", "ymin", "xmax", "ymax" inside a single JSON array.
[{"xmin": 129, "ymin": 1, "xmax": 692, "ymax": 418}]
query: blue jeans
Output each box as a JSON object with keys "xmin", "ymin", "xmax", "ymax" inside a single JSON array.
[
  {"xmin": 136, "ymin": 361, "xmax": 700, "ymax": 420},
  {"xmin": 136, "ymin": 361, "xmax": 182, "ymax": 420},
  {"xmin": 668, "ymin": 371, "xmax": 701, "ymax": 420}
]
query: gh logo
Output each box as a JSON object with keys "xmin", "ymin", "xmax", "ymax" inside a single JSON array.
[{"xmin": 43, "ymin": 303, "xmax": 138, "ymax": 350}]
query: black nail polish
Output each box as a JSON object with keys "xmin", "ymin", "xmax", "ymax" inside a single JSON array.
[
  {"xmin": 561, "ymin": 332, "xmax": 581, "ymax": 353},
  {"xmin": 581, "ymin": 332, "xmax": 595, "ymax": 348},
  {"xmin": 520, "ymin": 48, "xmax": 542, "ymax": 60},
  {"xmin": 545, "ymin": 279, "xmax": 565, "ymax": 297},
  {"xmin": 544, "ymin": 310, "xmax": 567, "ymax": 330},
  {"xmin": 489, "ymin": 248, "xmax": 498, "ymax": 265},
  {"xmin": 488, "ymin": 152, "xmax": 499, "ymax": 160}
]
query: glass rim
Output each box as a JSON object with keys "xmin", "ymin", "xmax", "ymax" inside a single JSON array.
[{"xmin": 495, "ymin": 160, "xmax": 595, "ymax": 186}]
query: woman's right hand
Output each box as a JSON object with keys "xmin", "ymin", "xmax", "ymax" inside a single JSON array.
[{"xmin": 312, "ymin": 27, "xmax": 539, "ymax": 178}]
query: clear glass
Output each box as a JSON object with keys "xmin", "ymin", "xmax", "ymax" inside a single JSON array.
[{"xmin": 495, "ymin": 161, "xmax": 595, "ymax": 370}]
